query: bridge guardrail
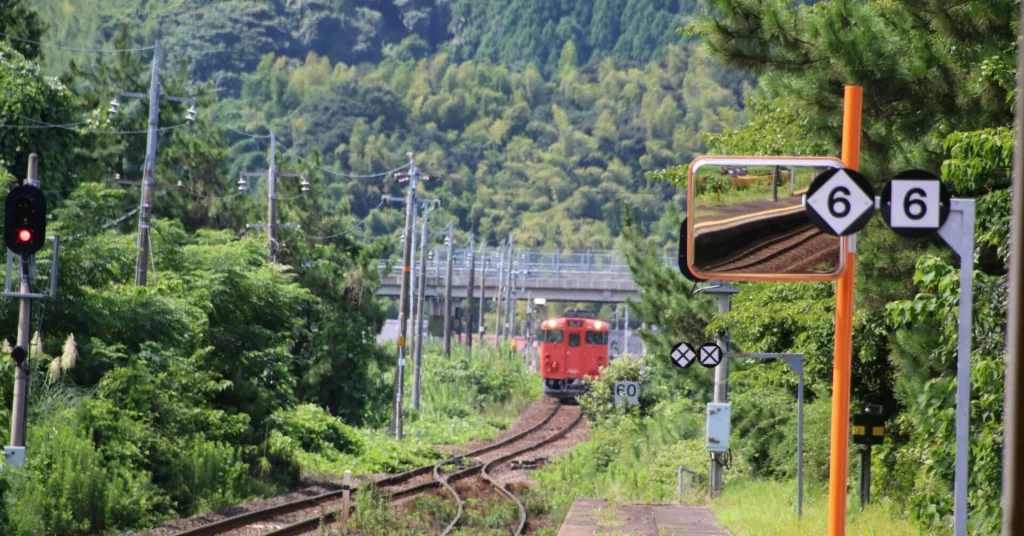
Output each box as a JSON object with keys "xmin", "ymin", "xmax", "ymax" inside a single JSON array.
[{"xmin": 378, "ymin": 247, "xmax": 675, "ymax": 281}]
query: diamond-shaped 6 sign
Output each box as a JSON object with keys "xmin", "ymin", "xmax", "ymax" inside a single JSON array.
[{"xmin": 804, "ymin": 168, "xmax": 875, "ymax": 236}]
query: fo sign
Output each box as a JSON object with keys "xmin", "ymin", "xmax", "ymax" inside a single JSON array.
[{"xmin": 614, "ymin": 381, "xmax": 639, "ymax": 406}]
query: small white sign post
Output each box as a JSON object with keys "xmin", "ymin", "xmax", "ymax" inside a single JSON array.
[{"xmin": 614, "ymin": 381, "xmax": 639, "ymax": 406}]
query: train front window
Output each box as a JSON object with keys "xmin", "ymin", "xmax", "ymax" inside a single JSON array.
[
  {"xmin": 568, "ymin": 333, "xmax": 581, "ymax": 347},
  {"xmin": 541, "ymin": 330, "xmax": 563, "ymax": 343},
  {"xmin": 586, "ymin": 331, "xmax": 608, "ymax": 344}
]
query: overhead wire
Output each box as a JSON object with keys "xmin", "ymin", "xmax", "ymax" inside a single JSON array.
[
  {"xmin": 307, "ymin": 199, "xmax": 387, "ymax": 241},
  {"xmin": 0, "ymin": 31, "xmax": 155, "ymax": 53},
  {"xmin": 0, "ymin": 118, "xmax": 191, "ymax": 135},
  {"xmin": 65, "ymin": 207, "xmax": 141, "ymax": 241},
  {"xmin": 273, "ymin": 139, "xmax": 410, "ymax": 179}
]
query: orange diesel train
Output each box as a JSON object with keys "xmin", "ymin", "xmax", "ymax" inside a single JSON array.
[{"xmin": 538, "ymin": 310, "xmax": 609, "ymax": 399}]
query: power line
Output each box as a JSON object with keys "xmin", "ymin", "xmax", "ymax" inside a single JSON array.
[
  {"xmin": 225, "ymin": 127, "xmax": 272, "ymax": 139},
  {"xmin": 65, "ymin": 207, "xmax": 141, "ymax": 241},
  {"xmin": 0, "ymin": 119, "xmax": 191, "ymax": 135},
  {"xmin": 307, "ymin": 199, "xmax": 386, "ymax": 241},
  {"xmin": 0, "ymin": 31, "xmax": 154, "ymax": 53},
  {"xmin": 274, "ymin": 139, "xmax": 410, "ymax": 179}
]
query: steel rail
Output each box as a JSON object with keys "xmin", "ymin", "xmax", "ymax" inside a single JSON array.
[
  {"xmin": 180, "ymin": 402, "xmax": 562, "ymax": 536},
  {"xmin": 703, "ymin": 225, "xmax": 821, "ymax": 272},
  {"xmin": 447, "ymin": 408, "xmax": 583, "ymax": 536}
]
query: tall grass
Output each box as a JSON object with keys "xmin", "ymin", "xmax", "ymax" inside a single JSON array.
[
  {"xmin": 401, "ymin": 342, "xmax": 541, "ymax": 445},
  {"xmin": 713, "ymin": 478, "xmax": 925, "ymax": 536}
]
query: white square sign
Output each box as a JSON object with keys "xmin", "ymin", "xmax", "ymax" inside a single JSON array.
[{"xmin": 890, "ymin": 180, "xmax": 940, "ymax": 229}]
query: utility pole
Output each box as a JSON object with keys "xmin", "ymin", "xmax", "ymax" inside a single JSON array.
[
  {"xmin": 239, "ymin": 131, "xmax": 309, "ymax": 263},
  {"xmin": 495, "ymin": 240, "xmax": 506, "ymax": 343},
  {"xmin": 623, "ymin": 303, "xmax": 629, "ymax": 355},
  {"xmin": 464, "ymin": 233, "xmax": 475, "ymax": 351},
  {"xmin": 412, "ymin": 200, "xmax": 436, "ymax": 410},
  {"xmin": 7, "ymin": 154, "xmax": 40, "ymax": 450},
  {"xmin": 408, "ymin": 203, "xmax": 419, "ymax": 362},
  {"xmin": 391, "ymin": 153, "xmax": 421, "ymax": 440},
  {"xmin": 479, "ymin": 252, "xmax": 487, "ymax": 345},
  {"xmin": 110, "ymin": 41, "xmax": 198, "ymax": 287},
  {"xmin": 442, "ymin": 221, "xmax": 455, "ymax": 357},
  {"xmin": 505, "ymin": 235, "xmax": 515, "ymax": 340},
  {"xmin": 1002, "ymin": 1, "xmax": 1024, "ymax": 531}
]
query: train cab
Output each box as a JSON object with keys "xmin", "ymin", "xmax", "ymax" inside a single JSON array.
[{"xmin": 538, "ymin": 310, "xmax": 609, "ymax": 398}]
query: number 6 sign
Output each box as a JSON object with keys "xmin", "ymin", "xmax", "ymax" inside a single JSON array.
[
  {"xmin": 881, "ymin": 170, "xmax": 951, "ymax": 238},
  {"xmin": 805, "ymin": 168, "xmax": 875, "ymax": 236}
]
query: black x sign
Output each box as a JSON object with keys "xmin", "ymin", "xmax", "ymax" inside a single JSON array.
[{"xmin": 698, "ymin": 344, "xmax": 722, "ymax": 368}]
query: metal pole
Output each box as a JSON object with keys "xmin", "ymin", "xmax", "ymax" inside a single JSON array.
[
  {"xmin": 443, "ymin": 222, "xmax": 454, "ymax": 356},
  {"xmin": 772, "ymin": 165, "xmax": 780, "ymax": 202},
  {"xmin": 507, "ymin": 240, "xmax": 514, "ymax": 338},
  {"xmin": 1004, "ymin": 4, "xmax": 1024, "ymax": 528},
  {"xmin": 412, "ymin": 203, "xmax": 430, "ymax": 410},
  {"xmin": 797, "ymin": 368, "xmax": 804, "ymax": 519},
  {"xmin": 391, "ymin": 154, "xmax": 417, "ymax": 440},
  {"xmin": 828, "ymin": 86, "xmax": 862, "ymax": 536},
  {"xmin": 618, "ymin": 305, "xmax": 626, "ymax": 356},
  {"xmin": 9, "ymin": 154, "xmax": 38, "ymax": 448},
  {"xmin": 495, "ymin": 241, "xmax": 505, "ymax": 343},
  {"xmin": 135, "ymin": 41, "xmax": 161, "ymax": 287},
  {"xmin": 267, "ymin": 131, "xmax": 278, "ymax": 263},
  {"xmin": 859, "ymin": 445, "xmax": 871, "ymax": 510},
  {"xmin": 479, "ymin": 256, "xmax": 487, "ymax": 342},
  {"xmin": 409, "ymin": 204, "xmax": 419, "ymax": 359},
  {"xmin": 465, "ymin": 234, "xmax": 475, "ymax": 351},
  {"xmin": 710, "ymin": 291, "xmax": 730, "ymax": 496},
  {"xmin": 953, "ymin": 205, "xmax": 975, "ymax": 536}
]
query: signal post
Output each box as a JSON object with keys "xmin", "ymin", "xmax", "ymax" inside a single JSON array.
[{"xmin": 4, "ymin": 154, "xmax": 57, "ymax": 467}]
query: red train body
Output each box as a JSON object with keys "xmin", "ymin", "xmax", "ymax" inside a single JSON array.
[{"xmin": 538, "ymin": 310, "xmax": 609, "ymax": 398}]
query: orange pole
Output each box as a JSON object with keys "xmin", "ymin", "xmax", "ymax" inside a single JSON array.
[{"xmin": 827, "ymin": 86, "xmax": 862, "ymax": 536}]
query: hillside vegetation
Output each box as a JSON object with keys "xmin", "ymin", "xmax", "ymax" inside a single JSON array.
[{"xmin": 33, "ymin": 0, "xmax": 702, "ymax": 87}]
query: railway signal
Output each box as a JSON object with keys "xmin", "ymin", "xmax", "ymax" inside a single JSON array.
[
  {"xmin": 670, "ymin": 342, "xmax": 696, "ymax": 368},
  {"xmin": 698, "ymin": 344, "xmax": 723, "ymax": 368},
  {"xmin": 804, "ymin": 168, "xmax": 875, "ymax": 236},
  {"xmin": 880, "ymin": 170, "xmax": 951, "ymax": 238},
  {"xmin": 4, "ymin": 184, "xmax": 46, "ymax": 257}
]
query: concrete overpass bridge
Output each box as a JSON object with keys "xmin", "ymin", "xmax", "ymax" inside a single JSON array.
[{"xmin": 377, "ymin": 248, "xmax": 673, "ymax": 305}]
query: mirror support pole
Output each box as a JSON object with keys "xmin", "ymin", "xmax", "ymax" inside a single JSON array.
[
  {"xmin": 828, "ymin": 85, "xmax": 862, "ymax": 536},
  {"xmin": 699, "ymin": 282, "xmax": 738, "ymax": 496}
]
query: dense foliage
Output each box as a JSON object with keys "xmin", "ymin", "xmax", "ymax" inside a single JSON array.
[
  {"xmin": 617, "ymin": 1, "xmax": 1016, "ymax": 534},
  {"xmin": 33, "ymin": 0, "xmax": 704, "ymax": 87}
]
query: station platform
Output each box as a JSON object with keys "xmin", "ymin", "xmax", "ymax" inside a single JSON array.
[{"xmin": 557, "ymin": 498, "xmax": 730, "ymax": 536}]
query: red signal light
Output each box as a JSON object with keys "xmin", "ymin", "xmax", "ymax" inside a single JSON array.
[{"xmin": 16, "ymin": 229, "xmax": 31, "ymax": 243}]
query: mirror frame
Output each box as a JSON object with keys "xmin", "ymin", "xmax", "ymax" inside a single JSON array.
[{"xmin": 686, "ymin": 155, "xmax": 850, "ymax": 282}]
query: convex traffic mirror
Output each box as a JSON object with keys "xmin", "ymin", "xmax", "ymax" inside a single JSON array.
[{"xmin": 685, "ymin": 156, "xmax": 849, "ymax": 282}]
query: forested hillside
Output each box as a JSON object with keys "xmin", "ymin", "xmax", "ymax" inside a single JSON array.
[
  {"xmin": 24, "ymin": 0, "xmax": 746, "ymax": 251},
  {"xmin": 33, "ymin": 0, "xmax": 701, "ymax": 89},
  {"xmin": 219, "ymin": 43, "xmax": 743, "ymax": 250}
]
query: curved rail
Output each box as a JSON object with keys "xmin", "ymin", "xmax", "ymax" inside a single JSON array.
[
  {"xmin": 186, "ymin": 402, "xmax": 564, "ymax": 536},
  {"xmin": 445, "ymin": 408, "xmax": 582, "ymax": 536},
  {"xmin": 436, "ymin": 459, "xmax": 465, "ymax": 536}
]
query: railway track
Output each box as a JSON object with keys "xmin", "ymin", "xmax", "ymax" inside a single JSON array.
[
  {"xmin": 172, "ymin": 400, "xmax": 576, "ymax": 536},
  {"xmin": 437, "ymin": 403, "xmax": 582, "ymax": 536},
  {"xmin": 704, "ymin": 225, "xmax": 822, "ymax": 273}
]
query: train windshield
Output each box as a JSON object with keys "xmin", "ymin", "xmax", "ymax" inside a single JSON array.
[
  {"xmin": 586, "ymin": 331, "xmax": 608, "ymax": 344},
  {"xmin": 540, "ymin": 329, "xmax": 563, "ymax": 343},
  {"xmin": 568, "ymin": 333, "xmax": 581, "ymax": 347}
]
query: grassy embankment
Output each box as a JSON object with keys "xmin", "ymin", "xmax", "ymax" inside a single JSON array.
[{"xmin": 291, "ymin": 343, "xmax": 541, "ymax": 478}]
